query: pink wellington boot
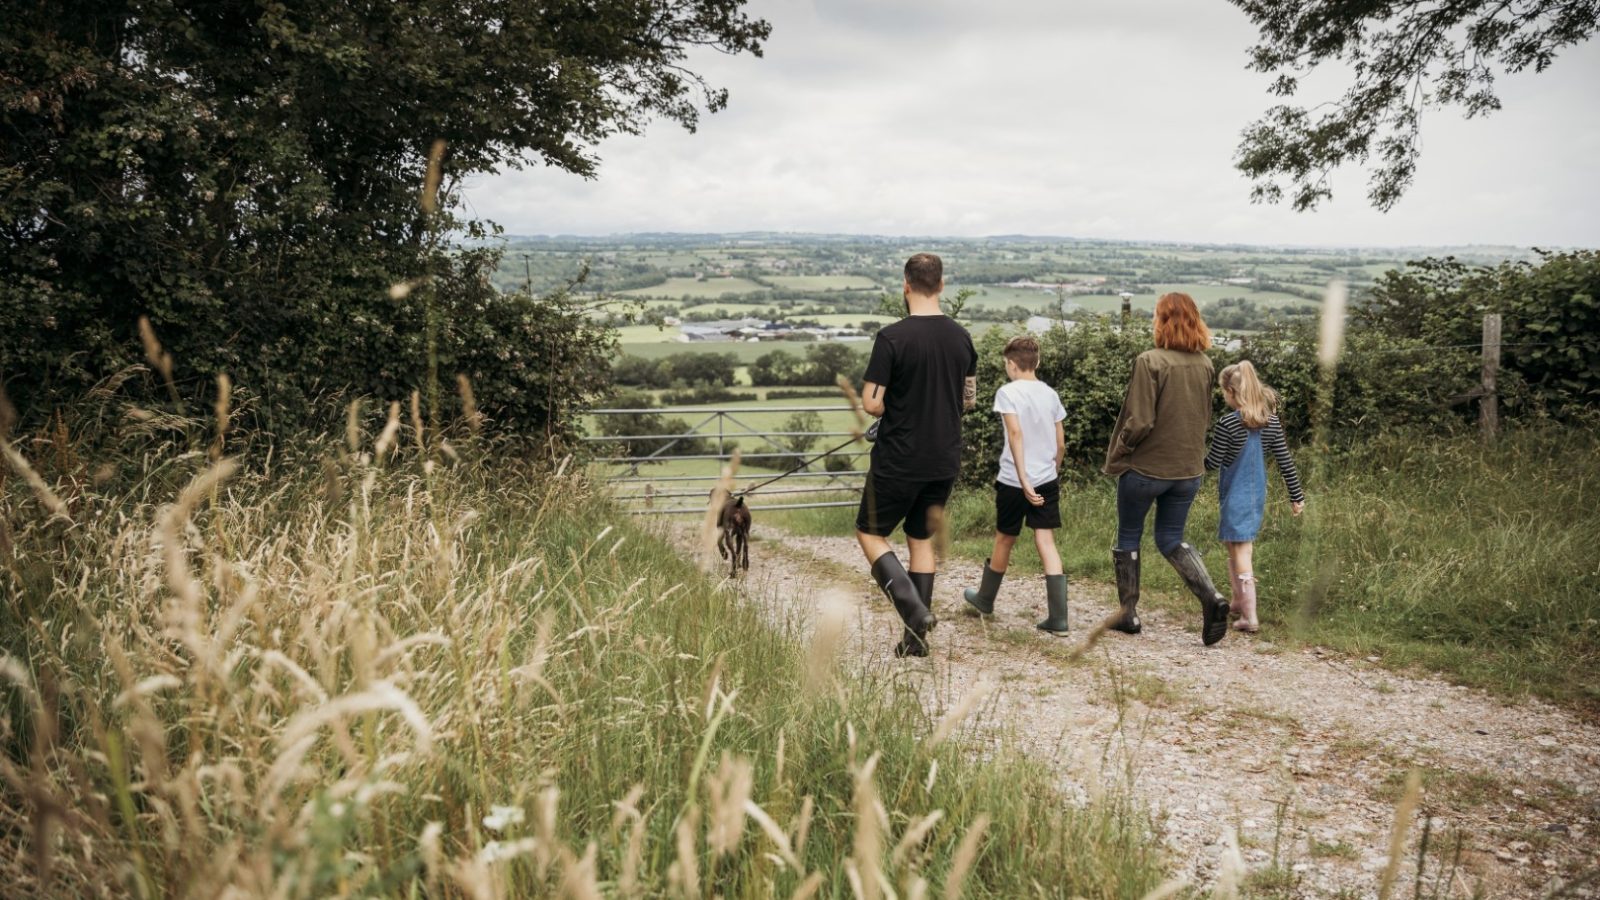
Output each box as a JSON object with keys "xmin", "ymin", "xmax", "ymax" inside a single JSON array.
[{"xmin": 1233, "ymin": 572, "xmax": 1260, "ymax": 633}]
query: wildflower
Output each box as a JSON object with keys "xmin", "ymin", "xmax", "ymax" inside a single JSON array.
[{"xmin": 483, "ymin": 804, "xmax": 526, "ymax": 832}]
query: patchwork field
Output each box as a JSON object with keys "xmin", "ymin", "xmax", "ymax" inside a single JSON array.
[
  {"xmin": 618, "ymin": 275, "xmax": 769, "ymax": 298},
  {"xmin": 618, "ymin": 341, "xmax": 777, "ymax": 363},
  {"xmin": 1133, "ymin": 281, "xmax": 1314, "ymax": 307},
  {"xmin": 677, "ymin": 301, "xmax": 775, "ymax": 316},
  {"xmin": 765, "ymin": 274, "xmax": 883, "ymax": 291}
]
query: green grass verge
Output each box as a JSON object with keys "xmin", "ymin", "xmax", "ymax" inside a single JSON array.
[{"xmin": 767, "ymin": 427, "xmax": 1600, "ymax": 710}]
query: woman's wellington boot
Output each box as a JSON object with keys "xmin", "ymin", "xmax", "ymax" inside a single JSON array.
[
  {"xmin": 1163, "ymin": 541, "xmax": 1230, "ymax": 646},
  {"xmin": 1111, "ymin": 549, "xmax": 1142, "ymax": 635}
]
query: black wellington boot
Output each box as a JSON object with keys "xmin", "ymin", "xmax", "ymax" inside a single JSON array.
[
  {"xmin": 1110, "ymin": 549, "xmax": 1142, "ymax": 634},
  {"xmin": 901, "ymin": 571, "xmax": 937, "ymax": 657},
  {"xmin": 1163, "ymin": 541, "xmax": 1230, "ymax": 646},
  {"xmin": 962, "ymin": 560, "xmax": 1004, "ymax": 616},
  {"xmin": 1036, "ymin": 574, "xmax": 1070, "ymax": 635},
  {"xmin": 870, "ymin": 555, "xmax": 935, "ymax": 658}
]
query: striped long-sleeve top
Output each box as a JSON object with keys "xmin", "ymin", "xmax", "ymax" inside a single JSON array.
[{"xmin": 1204, "ymin": 411, "xmax": 1306, "ymax": 503}]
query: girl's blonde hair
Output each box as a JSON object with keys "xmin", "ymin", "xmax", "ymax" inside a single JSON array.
[{"xmin": 1219, "ymin": 361, "xmax": 1278, "ymax": 429}]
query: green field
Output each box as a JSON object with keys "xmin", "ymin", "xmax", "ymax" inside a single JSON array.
[
  {"xmin": 677, "ymin": 301, "xmax": 773, "ymax": 316},
  {"xmin": 766, "ymin": 274, "xmax": 882, "ymax": 291},
  {"xmin": 588, "ymin": 296, "xmax": 680, "ymax": 312},
  {"xmin": 1139, "ymin": 282, "xmax": 1314, "ymax": 308},
  {"xmin": 960, "ymin": 285, "xmax": 1063, "ymax": 310},
  {"xmin": 618, "ymin": 276, "xmax": 768, "ymax": 298},
  {"xmin": 620, "ymin": 341, "xmax": 777, "ymax": 363},
  {"xmin": 614, "ymin": 324, "xmax": 683, "ymax": 343}
]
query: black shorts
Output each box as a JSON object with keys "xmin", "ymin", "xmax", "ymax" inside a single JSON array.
[
  {"xmin": 856, "ymin": 473, "xmax": 955, "ymax": 540},
  {"xmin": 995, "ymin": 479, "xmax": 1062, "ymax": 536}
]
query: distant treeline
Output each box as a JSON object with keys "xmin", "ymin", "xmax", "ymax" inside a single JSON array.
[{"xmin": 610, "ymin": 344, "xmax": 869, "ymax": 390}]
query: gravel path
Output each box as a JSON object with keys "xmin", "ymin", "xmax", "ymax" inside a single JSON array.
[{"xmin": 669, "ymin": 521, "xmax": 1599, "ymax": 899}]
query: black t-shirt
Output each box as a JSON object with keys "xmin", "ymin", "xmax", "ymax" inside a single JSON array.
[{"xmin": 862, "ymin": 315, "xmax": 978, "ymax": 481}]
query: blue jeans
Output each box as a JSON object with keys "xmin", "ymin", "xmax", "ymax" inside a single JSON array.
[{"xmin": 1115, "ymin": 471, "xmax": 1201, "ymax": 555}]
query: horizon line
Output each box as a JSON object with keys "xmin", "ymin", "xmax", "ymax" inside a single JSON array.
[{"xmin": 477, "ymin": 230, "xmax": 1575, "ymax": 254}]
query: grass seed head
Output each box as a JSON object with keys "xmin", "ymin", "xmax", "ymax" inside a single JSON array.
[
  {"xmin": 850, "ymin": 752, "xmax": 883, "ymax": 900},
  {"xmin": 928, "ymin": 677, "xmax": 996, "ymax": 749},
  {"xmin": 0, "ymin": 378, "xmax": 16, "ymax": 437},
  {"xmin": 941, "ymin": 814, "xmax": 991, "ymax": 900},
  {"xmin": 1319, "ymin": 279, "xmax": 1348, "ymax": 371},
  {"xmin": 1377, "ymin": 769, "xmax": 1424, "ymax": 900},
  {"xmin": 421, "ymin": 139, "xmax": 446, "ymax": 215},
  {"xmin": 705, "ymin": 753, "xmax": 753, "ymax": 857}
]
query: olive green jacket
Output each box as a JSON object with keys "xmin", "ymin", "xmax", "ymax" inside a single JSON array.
[{"xmin": 1102, "ymin": 348, "xmax": 1215, "ymax": 480}]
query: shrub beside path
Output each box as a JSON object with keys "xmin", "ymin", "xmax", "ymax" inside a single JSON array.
[{"xmin": 670, "ymin": 523, "xmax": 1600, "ymax": 898}]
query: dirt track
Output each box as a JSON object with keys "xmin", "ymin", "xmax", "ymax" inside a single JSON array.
[{"xmin": 670, "ymin": 522, "xmax": 1600, "ymax": 899}]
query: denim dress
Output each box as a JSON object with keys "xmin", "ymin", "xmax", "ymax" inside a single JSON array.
[{"xmin": 1217, "ymin": 428, "xmax": 1267, "ymax": 541}]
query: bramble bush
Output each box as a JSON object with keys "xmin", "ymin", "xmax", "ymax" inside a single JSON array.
[
  {"xmin": 594, "ymin": 389, "xmax": 710, "ymax": 459},
  {"xmin": 1359, "ymin": 250, "xmax": 1600, "ymax": 416}
]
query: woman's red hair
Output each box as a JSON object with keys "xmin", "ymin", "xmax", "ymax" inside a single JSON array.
[{"xmin": 1153, "ymin": 292, "xmax": 1212, "ymax": 354}]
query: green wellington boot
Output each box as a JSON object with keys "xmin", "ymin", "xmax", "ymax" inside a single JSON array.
[
  {"xmin": 1036, "ymin": 574, "xmax": 1070, "ymax": 635},
  {"xmin": 1110, "ymin": 549, "xmax": 1142, "ymax": 634},
  {"xmin": 1163, "ymin": 541, "xmax": 1230, "ymax": 646},
  {"xmin": 962, "ymin": 560, "xmax": 1004, "ymax": 615}
]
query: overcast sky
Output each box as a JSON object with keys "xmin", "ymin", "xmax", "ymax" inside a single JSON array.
[{"xmin": 460, "ymin": 0, "xmax": 1600, "ymax": 248}]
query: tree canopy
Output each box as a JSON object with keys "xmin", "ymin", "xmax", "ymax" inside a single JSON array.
[
  {"xmin": 1231, "ymin": 0, "xmax": 1598, "ymax": 211},
  {"xmin": 1, "ymin": 0, "xmax": 768, "ymax": 430}
]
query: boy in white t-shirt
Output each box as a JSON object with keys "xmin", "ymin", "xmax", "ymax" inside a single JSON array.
[{"xmin": 961, "ymin": 335, "xmax": 1071, "ymax": 634}]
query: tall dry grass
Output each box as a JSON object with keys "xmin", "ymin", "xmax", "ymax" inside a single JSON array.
[{"xmin": 0, "ymin": 390, "xmax": 1166, "ymax": 898}]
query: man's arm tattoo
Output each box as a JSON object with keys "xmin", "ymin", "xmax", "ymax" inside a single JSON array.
[
  {"xmin": 963, "ymin": 376, "xmax": 977, "ymax": 408},
  {"xmin": 871, "ymin": 385, "xmax": 882, "ymax": 400}
]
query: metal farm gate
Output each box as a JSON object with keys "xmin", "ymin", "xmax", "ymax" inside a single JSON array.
[{"xmin": 585, "ymin": 405, "xmax": 867, "ymax": 515}]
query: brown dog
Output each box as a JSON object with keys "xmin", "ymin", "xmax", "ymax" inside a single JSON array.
[{"xmin": 716, "ymin": 494, "xmax": 752, "ymax": 578}]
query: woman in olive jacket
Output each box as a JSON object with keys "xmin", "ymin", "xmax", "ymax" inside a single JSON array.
[{"xmin": 1102, "ymin": 292, "xmax": 1231, "ymax": 646}]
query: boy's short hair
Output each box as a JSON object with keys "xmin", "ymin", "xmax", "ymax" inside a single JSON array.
[
  {"xmin": 1003, "ymin": 335, "xmax": 1040, "ymax": 372},
  {"xmin": 904, "ymin": 253, "xmax": 943, "ymax": 296}
]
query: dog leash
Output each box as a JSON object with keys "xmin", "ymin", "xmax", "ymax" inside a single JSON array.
[{"xmin": 733, "ymin": 423, "xmax": 874, "ymax": 499}]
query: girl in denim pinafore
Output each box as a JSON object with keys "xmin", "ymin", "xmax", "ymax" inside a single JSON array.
[
  {"xmin": 1206, "ymin": 362, "xmax": 1306, "ymax": 633},
  {"xmin": 1217, "ymin": 427, "xmax": 1268, "ymax": 543}
]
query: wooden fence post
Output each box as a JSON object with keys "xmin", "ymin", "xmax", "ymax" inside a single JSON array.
[{"xmin": 1481, "ymin": 313, "xmax": 1501, "ymax": 441}]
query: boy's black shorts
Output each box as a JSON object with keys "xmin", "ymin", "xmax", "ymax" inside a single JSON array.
[
  {"xmin": 994, "ymin": 478, "xmax": 1062, "ymax": 536},
  {"xmin": 856, "ymin": 472, "xmax": 955, "ymax": 540}
]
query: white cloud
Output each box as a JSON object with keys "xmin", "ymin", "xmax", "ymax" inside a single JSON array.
[{"xmin": 461, "ymin": 0, "xmax": 1600, "ymax": 247}]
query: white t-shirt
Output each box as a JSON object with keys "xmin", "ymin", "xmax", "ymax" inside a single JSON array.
[{"xmin": 993, "ymin": 379, "xmax": 1067, "ymax": 488}]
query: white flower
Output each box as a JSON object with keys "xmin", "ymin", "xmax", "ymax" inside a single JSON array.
[
  {"xmin": 477, "ymin": 838, "xmax": 538, "ymax": 864},
  {"xmin": 482, "ymin": 805, "xmax": 525, "ymax": 832}
]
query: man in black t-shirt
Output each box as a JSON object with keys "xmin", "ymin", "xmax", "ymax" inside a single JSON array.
[{"xmin": 856, "ymin": 253, "xmax": 978, "ymax": 658}]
